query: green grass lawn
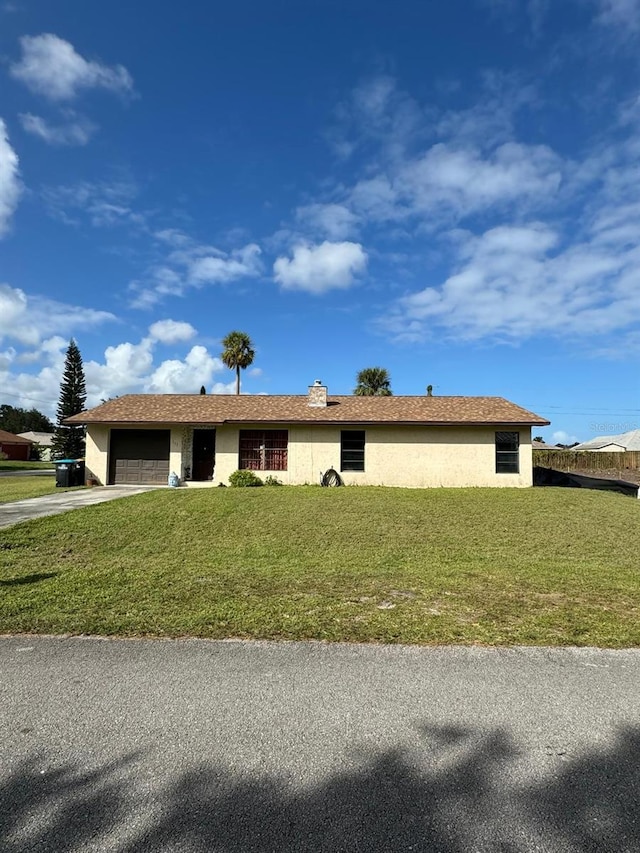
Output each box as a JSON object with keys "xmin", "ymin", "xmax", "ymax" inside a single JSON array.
[
  {"xmin": 0, "ymin": 461, "xmax": 54, "ymax": 471},
  {"xmin": 0, "ymin": 475, "xmax": 73, "ymax": 504},
  {"xmin": 1, "ymin": 486, "xmax": 639, "ymax": 647}
]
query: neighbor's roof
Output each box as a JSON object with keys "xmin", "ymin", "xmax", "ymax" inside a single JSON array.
[
  {"xmin": 17, "ymin": 431, "xmax": 54, "ymax": 445},
  {"xmin": 532, "ymin": 439, "xmax": 559, "ymax": 449},
  {"xmin": 0, "ymin": 429, "xmax": 33, "ymax": 444},
  {"xmin": 65, "ymin": 394, "xmax": 550, "ymax": 427},
  {"xmin": 572, "ymin": 429, "xmax": 640, "ymax": 452}
]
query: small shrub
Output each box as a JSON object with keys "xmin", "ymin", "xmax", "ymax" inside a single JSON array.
[
  {"xmin": 264, "ymin": 475, "xmax": 283, "ymax": 487},
  {"xmin": 228, "ymin": 469, "xmax": 263, "ymax": 487}
]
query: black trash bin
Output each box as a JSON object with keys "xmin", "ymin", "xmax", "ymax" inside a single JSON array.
[
  {"xmin": 54, "ymin": 459, "xmax": 85, "ymax": 488},
  {"xmin": 71, "ymin": 460, "xmax": 85, "ymax": 486}
]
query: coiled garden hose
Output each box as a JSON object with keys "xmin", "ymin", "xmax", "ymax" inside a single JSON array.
[{"xmin": 321, "ymin": 468, "xmax": 343, "ymax": 487}]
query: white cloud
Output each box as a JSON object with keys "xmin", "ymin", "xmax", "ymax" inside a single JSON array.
[
  {"xmin": 146, "ymin": 346, "xmax": 221, "ymax": 394},
  {"xmin": 332, "ymin": 75, "xmax": 423, "ymax": 163},
  {"xmin": 83, "ymin": 320, "xmax": 206, "ymax": 399},
  {"xmin": 341, "ymin": 141, "xmax": 562, "ymax": 229},
  {"xmin": 10, "ymin": 34, "xmax": 134, "ymax": 101},
  {"xmin": 187, "ymin": 243, "xmax": 262, "ymax": 285},
  {"xmin": 382, "ymin": 217, "xmax": 640, "ymax": 342},
  {"xmin": 0, "ymin": 284, "xmax": 30, "ymax": 339},
  {"xmin": 399, "ymin": 142, "xmax": 561, "ymax": 218},
  {"xmin": 297, "ymin": 77, "xmax": 559, "ymax": 243},
  {"xmin": 130, "ymin": 240, "xmax": 262, "ymax": 308},
  {"xmin": 0, "ymin": 342, "xmax": 69, "ymax": 412},
  {"xmin": 83, "ymin": 339, "xmax": 229, "ymax": 403},
  {"xmin": 148, "ymin": 319, "xmax": 197, "ymax": 344},
  {"xmin": 19, "ymin": 112, "xmax": 96, "ymax": 146},
  {"xmin": 129, "ymin": 267, "xmax": 184, "ymax": 309},
  {"xmin": 436, "ymin": 72, "xmax": 537, "ymax": 147},
  {"xmin": 271, "ymin": 74, "xmax": 637, "ymax": 350},
  {"xmin": 595, "ymin": 0, "xmax": 640, "ymax": 30},
  {"xmin": 42, "ymin": 179, "xmax": 141, "ymax": 227},
  {"xmin": 552, "ymin": 430, "xmax": 579, "ymax": 445},
  {"xmin": 0, "ymin": 119, "xmax": 22, "ymax": 237},
  {"xmin": 296, "ymin": 203, "xmax": 361, "ymax": 239},
  {"xmin": 0, "ymin": 295, "xmax": 247, "ymax": 413},
  {"xmin": 0, "ymin": 322, "xmax": 238, "ymax": 414},
  {"xmin": 0, "ymin": 283, "xmax": 115, "ymax": 346},
  {"xmin": 527, "ymin": 0, "xmax": 550, "ymax": 37},
  {"xmin": 374, "ymin": 105, "xmax": 640, "ymax": 345},
  {"xmin": 353, "ymin": 75, "xmax": 398, "ymax": 121},
  {"xmin": 348, "ymin": 176, "xmax": 400, "ymax": 223},
  {"xmin": 102, "ymin": 339, "xmax": 154, "ymax": 381},
  {"xmin": 0, "ymin": 348, "xmax": 16, "ymax": 370},
  {"xmin": 43, "ymin": 182, "xmax": 260, "ymax": 307},
  {"xmin": 154, "ymin": 228, "xmax": 192, "ymax": 248},
  {"xmin": 273, "ymin": 241, "xmax": 367, "ymax": 294}
]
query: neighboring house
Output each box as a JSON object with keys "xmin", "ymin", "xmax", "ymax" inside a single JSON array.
[
  {"xmin": 0, "ymin": 429, "xmax": 33, "ymax": 461},
  {"xmin": 532, "ymin": 439, "xmax": 559, "ymax": 450},
  {"xmin": 66, "ymin": 382, "xmax": 549, "ymax": 488},
  {"xmin": 572, "ymin": 429, "xmax": 640, "ymax": 453},
  {"xmin": 17, "ymin": 431, "xmax": 55, "ymax": 461}
]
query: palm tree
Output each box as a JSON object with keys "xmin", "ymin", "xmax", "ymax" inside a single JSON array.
[
  {"xmin": 353, "ymin": 367, "xmax": 392, "ymax": 396},
  {"xmin": 221, "ymin": 331, "xmax": 255, "ymax": 395}
]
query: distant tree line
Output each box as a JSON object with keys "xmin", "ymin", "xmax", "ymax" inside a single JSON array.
[{"xmin": 0, "ymin": 404, "xmax": 54, "ymax": 435}]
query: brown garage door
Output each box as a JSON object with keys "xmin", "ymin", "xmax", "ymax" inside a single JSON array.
[{"xmin": 109, "ymin": 429, "xmax": 170, "ymax": 485}]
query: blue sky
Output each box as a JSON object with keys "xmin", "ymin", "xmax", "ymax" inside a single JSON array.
[{"xmin": 1, "ymin": 0, "xmax": 640, "ymax": 443}]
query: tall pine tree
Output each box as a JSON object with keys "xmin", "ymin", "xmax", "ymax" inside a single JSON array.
[{"xmin": 51, "ymin": 339, "xmax": 87, "ymax": 459}]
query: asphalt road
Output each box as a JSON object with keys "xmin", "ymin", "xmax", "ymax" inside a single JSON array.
[{"xmin": 1, "ymin": 637, "xmax": 639, "ymax": 852}]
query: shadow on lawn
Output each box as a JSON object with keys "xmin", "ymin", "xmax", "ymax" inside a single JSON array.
[
  {"xmin": 2, "ymin": 725, "xmax": 640, "ymax": 852},
  {"xmin": 0, "ymin": 572, "xmax": 58, "ymax": 586}
]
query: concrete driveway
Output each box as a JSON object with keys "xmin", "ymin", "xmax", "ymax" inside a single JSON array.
[
  {"xmin": 0, "ymin": 485, "xmax": 156, "ymax": 529},
  {"xmin": 1, "ymin": 637, "xmax": 639, "ymax": 852}
]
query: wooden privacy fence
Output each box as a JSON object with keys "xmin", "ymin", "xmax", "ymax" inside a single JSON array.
[{"xmin": 533, "ymin": 449, "xmax": 640, "ymax": 472}]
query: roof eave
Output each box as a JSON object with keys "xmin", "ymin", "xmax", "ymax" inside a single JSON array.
[
  {"xmin": 222, "ymin": 418, "xmax": 550, "ymax": 426},
  {"xmin": 72, "ymin": 417, "xmax": 550, "ymax": 427},
  {"xmin": 64, "ymin": 418, "xmax": 225, "ymax": 425}
]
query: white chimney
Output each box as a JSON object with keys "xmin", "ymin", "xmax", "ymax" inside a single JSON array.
[{"xmin": 308, "ymin": 380, "xmax": 328, "ymax": 407}]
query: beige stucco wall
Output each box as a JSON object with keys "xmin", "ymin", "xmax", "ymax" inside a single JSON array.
[
  {"xmin": 87, "ymin": 422, "xmax": 532, "ymax": 487},
  {"xmin": 214, "ymin": 423, "xmax": 533, "ymax": 488},
  {"xmin": 85, "ymin": 424, "xmax": 109, "ymax": 484}
]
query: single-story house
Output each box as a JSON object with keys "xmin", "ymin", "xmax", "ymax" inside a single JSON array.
[
  {"xmin": 66, "ymin": 382, "xmax": 550, "ymax": 488},
  {"xmin": 17, "ymin": 431, "xmax": 55, "ymax": 461},
  {"xmin": 572, "ymin": 429, "xmax": 640, "ymax": 453},
  {"xmin": 0, "ymin": 429, "xmax": 33, "ymax": 461}
]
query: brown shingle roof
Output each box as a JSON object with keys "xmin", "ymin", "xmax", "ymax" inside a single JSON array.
[
  {"xmin": 65, "ymin": 394, "xmax": 550, "ymax": 426},
  {"xmin": 0, "ymin": 429, "xmax": 33, "ymax": 444}
]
